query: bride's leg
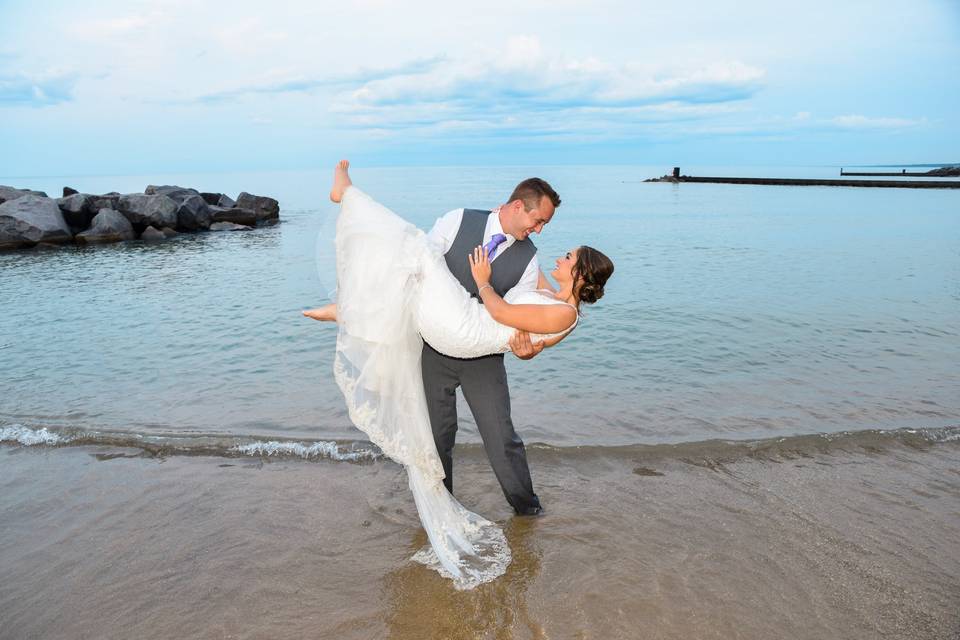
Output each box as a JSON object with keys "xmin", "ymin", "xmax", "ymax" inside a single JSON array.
[
  {"xmin": 329, "ymin": 159, "xmax": 352, "ymax": 203},
  {"xmin": 302, "ymin": 304, "xmax": 338, "ymax": 322}
]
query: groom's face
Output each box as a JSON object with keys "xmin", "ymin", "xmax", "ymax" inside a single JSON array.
[{"xmin": 508, "ymin": 196, "xmax": 555, "ymax": 240}]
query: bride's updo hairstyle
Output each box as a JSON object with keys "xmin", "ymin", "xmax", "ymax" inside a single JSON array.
[{"xmin": 572, "ymin": 246, "xmax": 614, "ymax": 304}]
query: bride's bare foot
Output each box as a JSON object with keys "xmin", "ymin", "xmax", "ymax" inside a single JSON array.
[
  {"xmin": 329, "ymin": 160, "xmax": 352, "ymax": 203},
  {"xmin": 302, "ymin": 303, "xmax": 338, "ymax": 322}
]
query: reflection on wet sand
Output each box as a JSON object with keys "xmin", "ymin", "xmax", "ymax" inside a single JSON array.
[{"xmin": 384, "ymin": 517, "xmax": 545, "ymax": 639}]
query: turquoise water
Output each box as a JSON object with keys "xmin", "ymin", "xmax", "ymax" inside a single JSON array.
[{"xmin": 1, "ymin": 165, "xmax": 958, "ymax": 446}]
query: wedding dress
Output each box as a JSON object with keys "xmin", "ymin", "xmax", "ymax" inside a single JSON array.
[{"xmin": 331, "ymin": 186, "xmax": 577, "ymax": 589}]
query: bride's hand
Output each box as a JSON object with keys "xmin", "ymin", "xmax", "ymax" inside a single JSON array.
[{"xmin": 468, "ymin": 245, "xmax": 492, "ymax": 287}]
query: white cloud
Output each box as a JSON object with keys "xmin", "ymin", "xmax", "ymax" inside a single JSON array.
[
  {"xmin": 0, "ymin": 71, "xmax": 76, "ymax": 106},
  {"xmin": 342, "ymin": 37, "xmax": 764, "ymax": 111},
  {"xmin": 191, "ymin": 56, "xmax": 445, "ymax": 103},
  {"xmin": 210, "ymin": 18, "xmax": 289, "ymax": 57},
  {"xmin": 322, "ymin": 36, "xmax": 765, "ymax": 140},
  {"xmin": 829, "ymin": 114, "xmax": 924, "ymax": 129},
  {"xmin": 62, "ymin": 13, "xmax": 154, "ymax": 38}
]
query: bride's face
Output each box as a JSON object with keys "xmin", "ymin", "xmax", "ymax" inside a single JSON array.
[{"xmin": 550, "ymin": 248, "xmax": 579, "ymax": 282}]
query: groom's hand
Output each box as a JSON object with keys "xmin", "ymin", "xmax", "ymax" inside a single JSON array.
[{"xmin": 510, "ymin": 331, "xmax": 545, "ymax": 360}]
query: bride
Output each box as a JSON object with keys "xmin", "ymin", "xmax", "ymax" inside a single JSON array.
[{"xmin": 305, "ymin": 161, "xmax": 613, "ymax": 589}]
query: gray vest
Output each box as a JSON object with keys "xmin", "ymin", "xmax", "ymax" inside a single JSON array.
[{"xmin": 444, "ymin": 209, "xmax": 536, "ymax": 301}]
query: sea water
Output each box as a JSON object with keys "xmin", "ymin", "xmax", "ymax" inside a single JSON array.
[{"xmin": 1, "ymin": 165, "xmax": 957, "ymax": 447}]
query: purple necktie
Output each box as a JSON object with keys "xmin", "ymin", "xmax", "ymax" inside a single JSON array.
[{"xmin": 483, "ymin": 233, "xmax": 507, "ymax": 260}]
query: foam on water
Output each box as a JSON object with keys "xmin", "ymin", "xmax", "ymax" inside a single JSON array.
[
  {"xmin": 231, "ymin": 440, "xmax": 377, "ymax": 462},
  {"xmin": 0, "ymin": 424, "xmax": 72, "ymax": 446},
  {"xmin": 0, "ymin": 423, "xmax": 381, "ymax": 462}
]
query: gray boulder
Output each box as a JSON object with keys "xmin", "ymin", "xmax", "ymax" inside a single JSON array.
[
  {"xmin": 197, "ymin": 192, "xmax": 238, "ymax": 208},
  {"xmin": 89, "ymin": 193, "xmax": 121, "ymax": 212},
  {"xmin": 118, "ymin": 194, "xmax": 178, "ymax": 230},
  {"xmin": 176, "ymin": 195, "xmax": 212, "ymax": 230},
  {"xmin": 209, "ymin": 221, "xmax": 252, "ymax": 231},
  {"xmin": 63, "ymin": 186, "xmax": 79, "ymax": 197},
  {"xmin": 139, "ymin": 225, "xmax": 166, "ymax": 241},
  {"xmin": 0, "ymin": 186, "xmax": 48, "ymax": 205},
  {"xmin": 236, "ymin": 192, "xmax": 279, "ymax": 223},
  {"xmin": 144, "ymin": 185, "xmax": 200, "ymax": 203},
  {"xmin": 57, "ymin": 193, "xmax": 96, "ymax": 229},
  {"xmin": 209, "ymin": 205, "xmax": 256, "ymax": 227},
  {"xmin": 0, "ymin": 195, "xmax": 73, "ymax": 249},
  {"xmin": 76, "ymin": 208, "xmax": 135, "ymax": 244},
  {"xmin": 160, "ymin": 227, "xmax": 178, "ymax": 238}
]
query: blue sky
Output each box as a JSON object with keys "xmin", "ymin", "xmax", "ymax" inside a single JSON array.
[{"xmin": 1, "ymin": 0, "xmax": 958, "ymax": 176}]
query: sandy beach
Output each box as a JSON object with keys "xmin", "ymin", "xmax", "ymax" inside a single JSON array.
[{"xmin": 2, "ymin": 430, "xmax": 957, "ymax": 639}]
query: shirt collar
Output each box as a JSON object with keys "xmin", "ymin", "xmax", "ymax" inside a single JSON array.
[{"xmin": 489, "ymin": 206, "xmax": 517, "ymax": 246}]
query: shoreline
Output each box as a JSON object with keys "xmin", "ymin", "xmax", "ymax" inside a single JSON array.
[{"xmin": 2, "ymin": 422, "xmax": 957, "ymax": 464}]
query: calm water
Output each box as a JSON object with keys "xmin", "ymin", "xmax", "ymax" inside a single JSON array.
[{"xmin": 1, "ymin": 165, "xmax": 958, "ymax": 446}]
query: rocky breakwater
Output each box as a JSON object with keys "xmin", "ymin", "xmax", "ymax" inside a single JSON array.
[
  {"xmin": 924, "ymin": 166, "xmax": 960, "ymax": 177},
  {"xmin": 0, "ymin": 184, "xmax": 280, "ymax": 250}
]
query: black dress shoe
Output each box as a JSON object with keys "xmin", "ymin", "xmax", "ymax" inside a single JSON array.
[{"xmin": 516, "ymin": 505, "xmax": 543, "ymax": 516}]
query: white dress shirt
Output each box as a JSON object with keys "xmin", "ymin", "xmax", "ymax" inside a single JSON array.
[{"xmin": 427, "ymin": 207, "xmax": 540, "ymax": 296}]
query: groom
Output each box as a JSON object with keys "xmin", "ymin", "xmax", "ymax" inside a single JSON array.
[{"xmin": 421, "ymin": 178, "xmax": 560, "ymax": 516}]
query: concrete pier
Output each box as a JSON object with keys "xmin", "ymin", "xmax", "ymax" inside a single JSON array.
[
  {"xmin": 841, "ymin": 170, "xmax": 937, "ymax": 177},
  {"xmin": 645, "ymin": 169, "xmax": 960, "ymax": 189}
]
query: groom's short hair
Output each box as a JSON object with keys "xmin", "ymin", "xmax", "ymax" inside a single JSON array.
[{"xmin": 508, "ymin": 178, "xmax": 561, "ymax": 211}]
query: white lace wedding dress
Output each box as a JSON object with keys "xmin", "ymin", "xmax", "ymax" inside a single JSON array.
[{"xmin": 331, "ymin": 186, "xmax": 577, "ymax": 589}]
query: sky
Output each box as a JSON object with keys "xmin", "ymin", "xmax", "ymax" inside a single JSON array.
[{"xmin": 1, "ymin": 0, "xmax": 958, "ymax": 176}]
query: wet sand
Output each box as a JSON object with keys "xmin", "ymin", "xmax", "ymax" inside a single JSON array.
[{"xmin": 1, "ymin": 437, "xmax": 958, "ymax": 639}]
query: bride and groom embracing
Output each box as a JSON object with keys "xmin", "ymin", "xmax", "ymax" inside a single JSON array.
[{"xmin": 304, "ymin": 161, "xmax": 613, "ymax": 589}]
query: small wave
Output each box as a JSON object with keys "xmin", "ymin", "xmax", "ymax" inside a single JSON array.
[
  {"xmin": 1, "ymin": 421, "xmax": 957, "ymax": 465},
  {"xmin": 523, "ymin": 425, "xmax": 960, "ymax": 466},
  {"xmin": 231, "ymin": 440, "xmax": 376, "ymax": 462},
  {"xmin": 0, "ymin": 423, "xmax": 380, "ymax": 462},
  {"xmin": 0, "ymin": 424, "xmax": 72, "ymax": 446},
  {"xmin": 931, "ymin": 429, "xmax": 960, "ymax": 442}
]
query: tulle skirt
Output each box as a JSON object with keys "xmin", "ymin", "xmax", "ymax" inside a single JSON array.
[{"xmin": 332, "ymin": 186, "xmax": 511, "ymax": 589}]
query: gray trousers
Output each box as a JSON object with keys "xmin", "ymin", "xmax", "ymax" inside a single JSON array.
[{"xmin": 421, "ymin": 342, "xmax": 542, "ymax": 515}]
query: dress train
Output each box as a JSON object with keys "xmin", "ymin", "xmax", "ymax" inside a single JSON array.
[{"xmin": 332, "ymin": 186, "xmax": 512, "ymax": 588}]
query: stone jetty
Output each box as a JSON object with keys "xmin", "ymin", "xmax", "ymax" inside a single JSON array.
[
  {"xmin": 0, "ymin": 184, "xmax": 280, "ymax": 250},
  {"xmin": 839, "ymin": 166, "xmax": 960, "ymax": 177},
  {"xmin": 645, "ymin": 167, "xmax": 960, "ymax": 189}
]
